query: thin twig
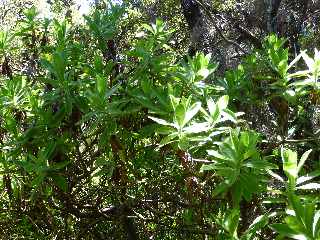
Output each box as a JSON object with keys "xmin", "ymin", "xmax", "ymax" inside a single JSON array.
[
  {"xmin": 191, "ymin": 158, "xmax": 212, "ymax": 163},
  {"xmin": 282, "ymin": 138, "xmax": 319, "ymax": 143}
]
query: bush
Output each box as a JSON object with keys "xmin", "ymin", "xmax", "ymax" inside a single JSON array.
[{"xmin": 0, "ymin": 4, "xmax": 320, "ymax": 240}]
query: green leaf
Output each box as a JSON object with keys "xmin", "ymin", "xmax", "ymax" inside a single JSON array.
[
  {"xmin": 149, "ymin": 116, "xmax": 176, "ymax": 127},
  {"xmin": 169, "ymin": 95, "xmax": 180, "ymax": 110},
  {"xmin": 243, "ymin": 214, "xmax": 269, "ymax": 238},
  {"xmin": 224, "ymin": 209, "xmax": 240, "ymax": 238},
  {"xmin": 288, "ymin": 70, "xmax": 311, "ymax": 80},
  {"xmin": 51, "ymin": 175, "xmax": 68, "ymax": 192},
  {"xmin": 288, "ymin": 51, "xmax": 303, "ymax": 70},
  {"xmin": 142, "ymin": 24, "xmax": 154, "ymax": 33},
  {"xmin": 270, "ymin": 224, "xmax": 307, "ymax": 240},
  {"xmin": 288, "ymin": 194, "xmax": 305, "ymax": 228},
  {"xmin": 159, "ymin": 132, "xmax": 178, "ymax": 147},
  {"xmin": 296, "ymin": 183, "xmax": 320, "ymax": 190},
  {"xmin": 301, "ymin": 51, "xmax": 315, "ymax": 70},
  {"xmin": 313, "ymin": 210, "xmax": 320, "ymax": 237},
  {"xmin": 222, "ymin": 109, "xmax": 237, "ymax": 123},
  {"xmin": 135, "ymin": 96, "xmax": 167, "ymax": 115},
  {"xmin": 267, "ymin": 170, "xmax": 284, "ymax": 182},
  {"xmin": 96, "ymin": 74, "xmax": 106, "ymax": 95},
  {"xmin": 207, "ymin": 150, "xmax": 230, "ymax": 161},
  {"xmin": 217, "ymin": 95, "xmax": 229, "ymax": 110},
  {"xmin": 207, "ymin": 98, "xmax": 220, "ymax": 122},
  {"xmin": 31, "ymin": 174, "xmax": 45, "ymax": 188},
  {"xmin": 197, "ymin": 68, "xmax": 210, "ymax": 78},
  {"xmin": 297, "ymin": 149, "xmax": 312, "ymax": 174},
  {"xmin": 175, "ymin": 104, "xmax": 186, "ymax": 127},
  {"xmin": 16, "ymin": 160, "xmax": 35, "ymax": 172},
  {"xmin": 212, "ymin": 182, "xmax": 230, "ymax": 196},
  {"xmin": 244, "ymin": 160, "xmax": 277, "ymax": 170},
  {"xmin": 278, "ymin": 59, "xmax": 288, "ymax": 77},
  {"xmin": 281, "ymin": 148, "xmax": 298, "ymax": 179},
  {"xmin": 183, "ymin": 122, "xmax": 209, "ymax": 134},
  {"xmin": 155, "ymin": 125, "xmax": 175, "ymax": 135},
  {"xmin": 178, "ymin": 136, "xmax": 189, "ymax": 150},
  {"xmin": 263, "ymin": 197, "xmax": 286, "ymax": 204},
  {"xmin": 200, "ymin": 163, "xmax": 215, "ymax": 171},
  {"xmin": 51, "ymin": 161, "xmax": 70, "ymax": 170},
  {"xmin": 297, "ymin": 170, "xmax": 320, "ymax": 185},
  {"xmin": 240, "ymin": 173, "xmax": 259, "ymax": 201},
  {"xmin": 232, "ymin": 183, "xmax": 242, "ymax": 207},
  {"xmin": 183, "ymin": 102, "xmax": 201, "ymax": 127}
]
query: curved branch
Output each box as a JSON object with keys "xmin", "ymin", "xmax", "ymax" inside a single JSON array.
[{"xmin": 195, "ymin": 0, "xmax": 247, "ymax": 53}]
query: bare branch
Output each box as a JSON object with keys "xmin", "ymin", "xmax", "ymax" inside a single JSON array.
[{"xmin": 195, "ymin": 0, "xmax": 247, "ymax": 53}]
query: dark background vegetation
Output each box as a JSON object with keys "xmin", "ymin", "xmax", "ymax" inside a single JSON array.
[{"xmin": 1, "ymin": 0, "xmax": 320, "ymax": 239}]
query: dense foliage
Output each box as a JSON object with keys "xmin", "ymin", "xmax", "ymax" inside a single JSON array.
[{"xmin": 1, "ymin": 1, "xmax": 320, "ymax": 239}]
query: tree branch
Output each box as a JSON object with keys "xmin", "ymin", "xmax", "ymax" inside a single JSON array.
[{"xmin": 195, "ymin": 0, "xmax": 247, "ymax": 53}]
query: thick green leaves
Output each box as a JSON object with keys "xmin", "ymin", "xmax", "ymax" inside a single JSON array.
[
  {"xmin": 201, "ymin": 130, "xmax": 275, "ymax": 205},
  {"xmin": 183, "ymin": 102, "xmax": 202, "ymax": 127},
  {"xmin": 51, "ymin": 175, "xmax": 68, "ymax": 192},
  {"xmin": 271, "ymin": 194, "xmax": 320, "ymax": 240},
  {"xmin": 281, "ymin": 148, "xmax": 317, "ymax": 191},
  {"xmin": 282, "ymin": 148, "xmax": 298, "ymax": 180},
  {"xmin": 271, "ymin": 224, "xmax": 308, "ymax": 240}
]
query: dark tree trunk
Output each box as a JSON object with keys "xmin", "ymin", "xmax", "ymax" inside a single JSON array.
[
  {"xmin": 285, "ymin": 0, "xmax": 310, "ymax": 55},
  {"xmin": 181, "ymin": 0, "xmax": 202, "ymax": 30},
  {"xmin": 1, "ymin": 56, "xmax": 12, "ymax": 79},
  {"xmin": 270, "ymin": 0, "xmax": 282, "ymax": 33},
  {"xmin": 181, "ymin": 0, "xmax": 204, "ymax": 56}
]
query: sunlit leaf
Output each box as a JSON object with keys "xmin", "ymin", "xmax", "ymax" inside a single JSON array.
[
  {"xmin": 297, "ymin": 149, "xmax": 312, "ymax": 174},
  {"xmin": 217, "ymin": 95, "xmax": 229, "ymax": 110}
]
